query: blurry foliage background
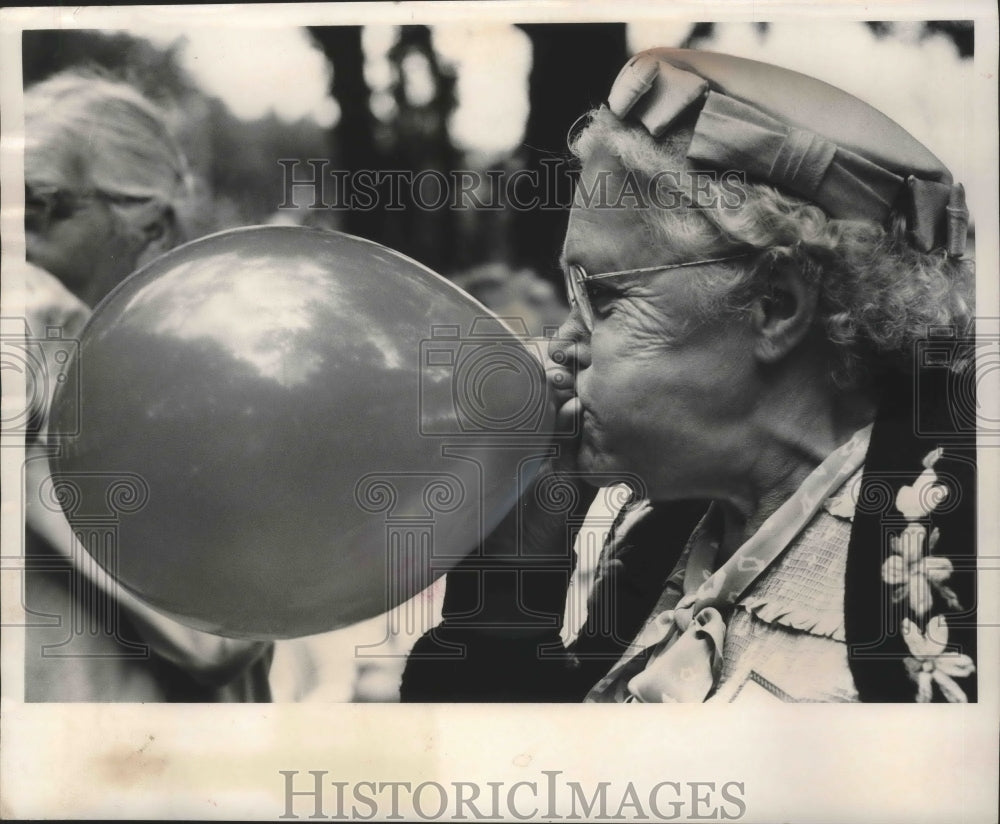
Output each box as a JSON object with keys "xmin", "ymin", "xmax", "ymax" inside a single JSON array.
[{"xmin": 22, "ymin": 21, "xmax": 974, "ymax": 285}]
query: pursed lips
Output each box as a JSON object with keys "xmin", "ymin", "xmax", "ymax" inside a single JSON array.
[{"xmin": 545, "ymin": 362, "xmax": 587, "ymax": 436}]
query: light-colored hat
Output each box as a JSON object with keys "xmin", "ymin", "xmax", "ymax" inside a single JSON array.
[{"xmin": 606, "ymin": 49, "xmax": 968, "ymax": 256}]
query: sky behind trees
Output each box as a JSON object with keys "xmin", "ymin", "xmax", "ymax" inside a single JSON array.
[{"xmin": 115, "ymin": 20, "xmax": 973, "ymax": 173}]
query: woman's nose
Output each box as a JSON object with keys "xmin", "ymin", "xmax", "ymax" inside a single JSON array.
[
  {"xmin": 549, "ymin": 310, "xmax": 589, "ymax": 364},
  {"xmin": 547, "ymin": 311, "xmax": 589, "ymax": 396}
]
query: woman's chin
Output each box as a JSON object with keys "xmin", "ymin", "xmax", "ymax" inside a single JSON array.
[{"xmin": 575, "ymin": 438, "xmax": 615, "ymax": 477}]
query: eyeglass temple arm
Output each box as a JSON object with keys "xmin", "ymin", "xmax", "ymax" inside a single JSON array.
[{"xmin": 580, "ymin": 252, "xmax": 754, "ymax": 282}]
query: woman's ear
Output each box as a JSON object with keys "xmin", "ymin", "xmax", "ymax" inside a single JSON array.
[{"xmin": 749, "ymin": 259, "xmax": 819, "ymax": 364}]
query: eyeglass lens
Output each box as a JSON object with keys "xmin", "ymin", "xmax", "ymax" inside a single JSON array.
[{"xmin": 566, "ymin": 264, "xmax": 594, "ymax": 331}]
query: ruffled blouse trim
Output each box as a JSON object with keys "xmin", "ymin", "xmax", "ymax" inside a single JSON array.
[{"xmin": 735, "ymin": 595, "xmax": 846, "ymax": 641}]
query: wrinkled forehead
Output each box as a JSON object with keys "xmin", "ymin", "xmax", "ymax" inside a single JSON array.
[{"xmin": 563, "ymin": 145, "xmax": 711, "ymax": 272}]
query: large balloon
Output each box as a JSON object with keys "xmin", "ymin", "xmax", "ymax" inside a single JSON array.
[{"xmin": 49, "ymin": 226, "xmax": 554, "ymax": 638}]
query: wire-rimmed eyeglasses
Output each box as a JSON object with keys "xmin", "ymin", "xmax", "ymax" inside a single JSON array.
[{"xmin": 563, "ymin": 253, "xmax": 754, "ymax": 332}]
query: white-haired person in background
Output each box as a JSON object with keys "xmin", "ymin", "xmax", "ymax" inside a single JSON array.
[{"xmin": 19, "ymin": 69, "xmax": 277, "ymax": 701}]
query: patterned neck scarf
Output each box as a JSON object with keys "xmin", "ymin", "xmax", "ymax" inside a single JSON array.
[{"xmin": 586, "ymin": 424, "xmax": 873, "ymax": 703}]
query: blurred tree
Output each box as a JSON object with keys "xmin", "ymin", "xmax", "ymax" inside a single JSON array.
[
  {"xmin": 865, "ymin": 21, "xmax": 973, "ymax": 57},
  {"xmin": 309, "ymin": 25, "xmax": 459, "ymax": 273},
  {"xmin": 513, "ymin": 24, "xmax": 627, "ymax": 285},
  {"xmin": 307, "ymin": 26, "xmax": 381, "ymax": 241},
  {"xmin": 924, "ymin": 21, "xmax": 974, "ymax": 57},
  {"xmin": 22, "ymin": 29, "xmax": 196, "ymax": 104},
  {"xmin": 204, "ymin": 99, "xmax": 330, "ymax": 228},
  {"xmin": 382, "ymin": 26, "xmax": 459, "ymax": 272},
  {"xmin": 681, "ymin": 22, "xmax": 717, "ymax": 49}
]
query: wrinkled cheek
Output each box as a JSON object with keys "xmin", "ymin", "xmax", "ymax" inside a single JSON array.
[{"xmin": 577, "ymin": 370, "xmax": 633, "ymax": 455}]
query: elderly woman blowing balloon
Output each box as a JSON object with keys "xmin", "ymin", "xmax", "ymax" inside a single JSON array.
[
  {"xmin": 20, "ymin": 69, "xmax": 274, "ymax": 701},
  {"xmin": 401, "ymin": 49, "xmax": 977, "ymax": 703}
]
